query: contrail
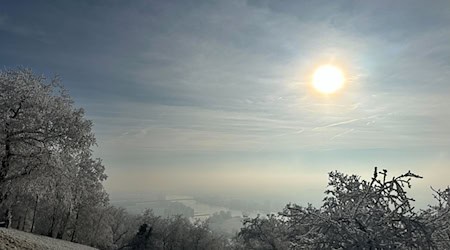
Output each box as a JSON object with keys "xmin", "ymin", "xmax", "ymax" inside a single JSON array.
[
  {"xmin": 313, "ymin": 118, "xmax": 361, "ymax": 130},
  {"xmin": 313, "ymin": 115, "xmax": 379, "ymax": 130},
  {"xmin": 331, "ymin": 129, "xmax": 355, "ymax": 140}
]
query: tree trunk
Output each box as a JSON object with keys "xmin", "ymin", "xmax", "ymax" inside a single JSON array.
[
  {"xmin": 15, "ymin": 216, "xmax": 22, "ymax": 229},
  {"xmin": 0, "ymin": 135, "xmax": 11, "ymax": 203},
  {"xmin": 0, "ymin": 127, "xmax": 12, "ymax": 227},
  {"xmin": 47, "ymin": 205, "xmax": 58, "ymax": 237},
  {"xmin": 6, "ymin": 209, "xmax": 12, "ymax": 229},
  {"xmin": 71, "ymin": 208, "xmax": 80, "ymax": 242},
  {"xmin": 57, "ymin": 210, "xmax": 71, "ymax": 239},
  {"xmin": 21, "ymin": 208, "xmax": 27, "ymax": 231},
  {"xmin": 92, "ymin": 210, "xmax": 104, "ymax": 245},
  {"xmin": 30, "ymin": 195, "xmax": 39, "ymax": 233},
  {"xmin": 0, "ymin": 134, "xmax": 11, "ymax": 184},
  {"xmin": 1, "ymin": 104, "xmax": 22, "ymax": 186}
]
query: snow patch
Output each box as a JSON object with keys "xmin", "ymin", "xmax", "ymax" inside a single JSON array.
[{"xmin": 0, "ymin": 228, "xmax": 97, "ymax": 250}]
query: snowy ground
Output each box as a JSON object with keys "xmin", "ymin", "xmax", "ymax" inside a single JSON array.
[{"xmin": 0, "ymin": 228, "xmax": 97, "ymax": 250}]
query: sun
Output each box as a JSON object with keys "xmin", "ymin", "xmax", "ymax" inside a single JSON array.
[{"xmin": 312, "ymin": 65, "xmax": 345, "ymax": 94}]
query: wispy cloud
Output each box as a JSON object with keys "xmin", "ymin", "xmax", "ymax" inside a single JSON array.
[{"xmin": 1, "ymin": 0, "xmax": 450, "ymax": 200}]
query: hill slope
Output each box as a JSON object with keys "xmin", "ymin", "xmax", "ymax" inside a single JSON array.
[{"xmin": 0, "ymin": 228, "xmax": 97, "ymax": 250}]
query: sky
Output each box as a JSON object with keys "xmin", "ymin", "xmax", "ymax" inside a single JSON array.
[{"xmin": 1, "ymin": 0, "xmax": 450, "ymax": 207}]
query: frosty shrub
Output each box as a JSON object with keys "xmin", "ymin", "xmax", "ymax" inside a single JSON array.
[{"xmin": 237, "ymin": 168, "xmax": 450, "ymax": 250}]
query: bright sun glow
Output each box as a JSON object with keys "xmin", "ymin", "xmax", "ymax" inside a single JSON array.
[{"xmin": 312, "ymin": 65, "xmax": 345, "ymax": 94}]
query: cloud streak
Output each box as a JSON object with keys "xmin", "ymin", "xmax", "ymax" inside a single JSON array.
[{"xmin": 1, "ymin": 0, "xmax": 450, "ymax": 202}]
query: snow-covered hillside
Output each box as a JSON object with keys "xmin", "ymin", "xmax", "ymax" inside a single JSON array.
[{"xmin": 0, "ymin": 228, "xmax": 97, "ymax": 250}]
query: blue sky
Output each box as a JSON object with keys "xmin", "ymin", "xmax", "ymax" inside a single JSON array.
[{"xmin": 1, "ymin": 0, "xmax": 450, "ymax": 206}]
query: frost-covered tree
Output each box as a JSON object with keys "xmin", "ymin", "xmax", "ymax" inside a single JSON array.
[
  {"xmin": 0, "ymin": 68, "xmax": 95, "ymax": 220},
  {"xmin": 121, "ymin": 209, "xmax": 228, "ymax": 250},
  {"xmin": 236, "ymin": 214, "xmax": 289, "ymax": 250},
  {"xmin": 422, "ymin": 187, "xmax": 450, "ymax": 249},
  {"xmin": 237, "ymin": 168, "xmax": 450, "ymax": 249},
  {"xmin": 0, "ymin": 68, "xmax": 109, "ymax": 247},
  {"xmin": 107, "ymin": 206, "xmax": 142, "ymax": 249},
  {"xmin": 68, "ymin": 153, "xmax": 109, "ymax": 244},
  {"xmin": 282, "ymin": 168, "xmax": 434, "ymax": 249}
]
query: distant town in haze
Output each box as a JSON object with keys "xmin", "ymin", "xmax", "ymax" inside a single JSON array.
[{"xmin": 1, "ymin": 1, "xmax": 450, "ymax": 249}]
